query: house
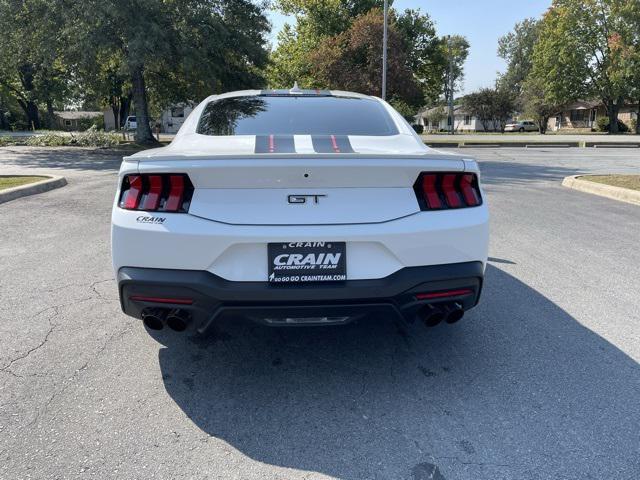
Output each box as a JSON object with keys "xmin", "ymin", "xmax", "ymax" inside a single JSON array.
[
  {"xmin": 54, "ymin": 110, "xmax": 116, "ymax": 131},
  {"xmin": 414, "ymin": 105, "xmax": 502, "ymax": 132},
  {"xmin": 160, "ymin": 104, "xmax": 194, "ymax": 134},
  {"xmin": 547, "ymin": 100, "xmax": 638, "ymax": 131}
]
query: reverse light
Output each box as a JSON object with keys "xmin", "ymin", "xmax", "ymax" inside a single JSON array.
[
  {"xmin": 119, "ymin": 174, "xmax": 194, "ymax": 212},
  {"xmin": 413, "ymin": 172, "xmax": 482, "ymax": 210}
]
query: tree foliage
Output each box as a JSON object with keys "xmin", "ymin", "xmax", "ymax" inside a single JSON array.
[
  {"xmin": 530, "ymin": 0, "xmax": 637, "ymax": 133},
  {"xmin": 0, "ymin": 0, "xmax": 270, "ymax": 140},
  {"xmin": 309, "ymin": 9, "xmax": 423, "ymax": 105},
  {"xmin": 0, "ymin": 0, "xmax": 70, "ymax": 129},
  {"xmin": 497, "ymin": 18, "xmax": 541, "ymax": 98},
  {"xmin": 67, "ymin": 0, "xmax": 270, "ymax": 142},
  {"xmin": 462, "ymin": 88, "xmax": 516, "ymax": 133},
  {"xmin": 441, "ymin": 35, "xmax": 470, "ymax": 111},
  {"xmin": 268, "ymin": 1, "xmax": 451, "ymax": 111}
]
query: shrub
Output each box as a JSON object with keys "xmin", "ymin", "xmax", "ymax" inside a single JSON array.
[
  {"xmin": 412, "ymin": 124, "xmax": 424, "ymax": 134},
  {"xmin": 0, "ymin": 136, "xmax": 13, "ymax": 147},
  {"xmin": 73, "ymin": 116, "xmax": 105, "ymax": 131},
  {"xmin": 25, "ymin": 132, "xmax": 71, "ymax": 146},
  {"xmin": 596, "ymin": 116, "xmax": 629, "ymax": 133},
  {"xmin": 71, "ymin": 126, "xmax": 121, "ymax": 147},
  {"xmin": 23, "ymin": 127, "xmax": 121, "ymax": 147},
  {"xmin": 630, "ymin": 118, "xmax": 637, "ymax": 133}
]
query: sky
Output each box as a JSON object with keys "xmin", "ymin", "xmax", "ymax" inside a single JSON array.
[{"xmin": 267, "ymin": 0, "xmax": 552, "ymax": 95}]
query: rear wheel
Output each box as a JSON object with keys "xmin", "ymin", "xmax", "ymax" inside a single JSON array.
[{"xmin": 519, "ymin": 127, "xmax": 525, "ymax": 132}]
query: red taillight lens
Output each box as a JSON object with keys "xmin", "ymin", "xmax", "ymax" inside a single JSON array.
[
  {"xmin": 123, "ymin": 175, "xmax": 143, "ymax": 209},
  {"xmin": 119, "ymin": 173, "xmax": 193, "ymax": 212},
  {"xmin": 413, "ymin": 172, "xmax": 482, "ymax": 210}
]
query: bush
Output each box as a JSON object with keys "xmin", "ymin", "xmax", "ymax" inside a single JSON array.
[
  {"xmin": 631, "ymin": 118, "xmax": 637, "ymax": 133},
  {"xmin": 596, "ymin": 116, "xmax": 630, "ymax": 133},
  {"xmin": 71, "ymin": 126, "xmax": 121, "ymax": 147},
  {"xmin": 0, "ymin": 136, "xmax": 13, "ymax": 147},
  {"xmin": 25, "ymin": 132, "xmax": 71, "ymax": 146},
  {"xmin": 72, "ymin": 116, "xmax": 105, "ymax": 131},
  {"xmin": 23, "ymin": 127, "xmax": 121, "ymax": 148},
  {"xmin": 412, "ymin": 124, "xmax": 424, "ymax": 134}
]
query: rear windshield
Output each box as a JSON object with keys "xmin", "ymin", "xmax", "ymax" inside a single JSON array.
[{"xmin": 196, "ymin": 95, "xmax": 399, "ymax": 136}]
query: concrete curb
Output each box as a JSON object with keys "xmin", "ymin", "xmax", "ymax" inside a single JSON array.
[
  {"xmin": 562, "ymin": 175, "xmax": 640, "ymax": 206},
  {"xmin": 0, "ymin": 175, "xmax": 67, "ymax": 204}
]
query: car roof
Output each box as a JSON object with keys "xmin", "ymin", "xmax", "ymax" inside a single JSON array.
[{"xmin": 198, "ymin": 89, "xmax": 374, "ymax": 104}]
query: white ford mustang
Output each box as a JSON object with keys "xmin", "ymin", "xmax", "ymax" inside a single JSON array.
[{"xmin": 111, "ymin": 88, "xmax": 489, "ymax": 333}]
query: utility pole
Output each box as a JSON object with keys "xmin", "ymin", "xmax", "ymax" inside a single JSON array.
[
  {"xmin": 382, "ymin": 0, "xmax": 388, "ymax": 100},
  {"xmin": 447, "ymin": 35, "xmax": 455, "ymax": 135}
]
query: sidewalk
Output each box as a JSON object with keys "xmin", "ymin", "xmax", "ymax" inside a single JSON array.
[{"xmin": 421, "ymin": 133, "xmax": 640, "ymax": 148}]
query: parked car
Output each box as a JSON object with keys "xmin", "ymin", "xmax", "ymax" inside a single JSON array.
[
  {"xmin": 504, "ymin": 120, "xmax": 538, "ymax": 132},
  {"xmin": 124, "ymin": 116, "xmax": 137, "ymax": 131},
  {"xmin": 111, "ymin": 88, "xmax": 489, "ymax": 334}
]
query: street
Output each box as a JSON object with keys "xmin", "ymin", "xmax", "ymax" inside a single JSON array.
[{"xmin": 1, "ymin": 146, "xmax": 639, "ymax": 479}]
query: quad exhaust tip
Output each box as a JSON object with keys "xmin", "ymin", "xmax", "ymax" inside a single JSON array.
[
  {"xmin": 142, "ymin": 308, "xmax": 167, "ymax": 331},
  {"xmin": 166, "ymin": 309, "xmax": 191, "ymax": 332},
  {"xmin": 420, "ymin": 304, "xmax": 446, "ymax": 327},
  {"xmin": 444, "ymin": 302, "xmax": 464, "ymax": 324},
  {"xmin": 142, "ymin": 308, "xmax": 192, "ymax": 332},
  {"xmin": 419, "ymin": 302, "xmax": 465, "ymax": 327}
]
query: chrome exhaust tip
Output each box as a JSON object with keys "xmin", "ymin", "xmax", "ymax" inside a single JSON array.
[
  {"xmin": 166, "ymin": 309, "xmax": 191, "ymax": 332},
  {"xmin": 444, "ymin": 303, "xmax": 465, "ymax": 324},
  {"xmin": 142, "ymin": 308, "xmax": 167, "ymax": 331},
  {"xmin": 419, "ymin": 304, "xmax": 445, "ymax": 327}
]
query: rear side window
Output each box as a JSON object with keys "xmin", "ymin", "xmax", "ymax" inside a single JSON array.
[{"xmin": 196, "ymin": 96, "xmax": 399, "ymax": 136}]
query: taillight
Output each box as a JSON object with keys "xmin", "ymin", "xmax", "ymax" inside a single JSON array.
[
  {"xmin": 413, "ymin": 172, "xmax": 482, "ymax": 210},
  {"xmin": 119, "ymin": 174, "xmax": 194, "ymax": 212}
]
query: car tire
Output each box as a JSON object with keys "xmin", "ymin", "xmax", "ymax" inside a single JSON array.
[{"xmin": 519, "ymin": 127, "xmax": 525, "ymax": 132}]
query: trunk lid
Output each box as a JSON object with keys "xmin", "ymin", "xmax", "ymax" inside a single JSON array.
[{"xmin": 134, "ymin": 153, "xmax": 466, "ymax": 226}]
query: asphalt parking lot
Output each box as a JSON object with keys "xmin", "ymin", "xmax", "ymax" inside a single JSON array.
[{"xmin": 1, "ymin": 146, "xmax": 639, "ymax": 479}]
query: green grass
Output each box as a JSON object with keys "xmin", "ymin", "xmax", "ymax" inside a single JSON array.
[
  {"xmin": 584, "ymin": 175, "xmax": 640, "ymax": 191},
  {"xmin": 0, "ymin": 176, "xmax": 47, "ymax": 191}
]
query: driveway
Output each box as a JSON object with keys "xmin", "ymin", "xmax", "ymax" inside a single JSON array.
[{"xmin": 1, "ymin": 146, "xmax": 639, "ymax": 479}]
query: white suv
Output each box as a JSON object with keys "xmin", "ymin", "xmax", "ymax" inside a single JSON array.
[{"xmin": 111, "ymin": 89, "xmax": 489, "ymax": 333}]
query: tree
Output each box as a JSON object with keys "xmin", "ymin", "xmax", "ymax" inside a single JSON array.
[
  {"xmin": 614, "ymin": 0, "xmax": 640, "ymax": 133},
  {"xmin": 268, "ymin": 0, "xmax": 386, "ymax": 88},
  {"xmin": 521, "ymin": 75, "xmax": 560, "ymax": 134},
  {"xmin": 497, "ymin": 18, "xmax": 541, "ymax": 98},
  {"xmin": 268, "ymin": 1, "xmax": 446, "ymax": 106},
  {"xmin": 71, "ymin": 0, "xmax": 270, "ymax": 143},
  {"xmin": 462, "ymin": 88, "xmax": 516, "ymax": 133},
  {"xmin": 395, "ymin": 9, "xmax": 446, "ymax": 104},
  {"xmin": 309, "ymin": 9, "xmax": 423, "ymax": 106},
  {"xmin": 441, "ymin": 35, "xmax": 470, "ymax": 133},
  {"xmin": 531, "ymin": 0, "xmax": 635, "ymax": 134},
  {"xmin": 76, "ymin": 52, "xmax": 132, "ymax": 130},
  {"xmin": 425, "ymin": 105, "xmax": 447, "ymax": 131},
  {"xmin": 0, "ymin": 0, "xmax": 69, "ymax": 129}
]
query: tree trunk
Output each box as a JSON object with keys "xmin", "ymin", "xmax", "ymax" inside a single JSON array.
[
  {"xmin": 607, "ymin": 100, "xmax": 620, "ymax": 134},
  {"xmin": 0, "ymin": 103, "xmax": 8, "ymax": 130},
  {"xmin": 539, "ymin": 116, "xmax": 548, "ymax": 134},
  {"xmin": 119, "ymin": 93, "xmax": 132, "ymax": 129},
  {"xmin": 130, "ymin": 65, "xmax": 156, "ymax": 144},
  {"xmin": 111, "ymin": 97, "xmax": 120, "ymax": 131},
  {"xmin": 45, "ymin": 99, "xmax": 55, "ymax": 130},
  {"xmin": 17, "ymin": 99, "xmax": 40, "ymax": 130}
]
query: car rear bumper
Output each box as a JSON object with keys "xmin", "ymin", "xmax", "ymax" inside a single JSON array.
[{"xmin": 118, "ymin": 261, "xmax": 484, "ymax": 331}]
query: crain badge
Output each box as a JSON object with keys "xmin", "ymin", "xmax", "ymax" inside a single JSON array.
[{"xmin": 136, "ymin": 216, "xmax": 166, "ymax": 224}]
